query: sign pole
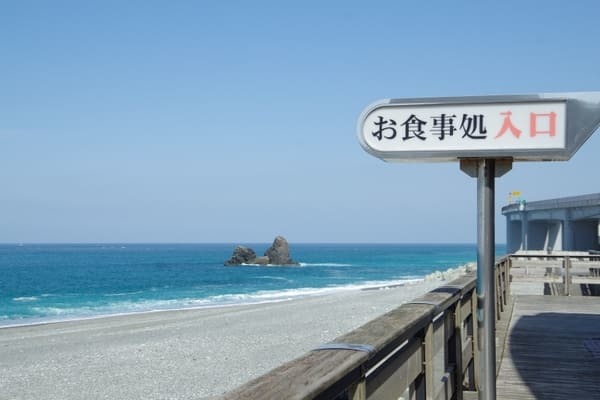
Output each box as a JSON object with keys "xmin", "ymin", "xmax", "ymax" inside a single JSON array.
[
  {"xmin": 461, "ymin": 158, "xmax": 508, "ymax": 399},
  {"xmin": 477, "ymin": 159, "xmax": 496, "ymax": 400}
]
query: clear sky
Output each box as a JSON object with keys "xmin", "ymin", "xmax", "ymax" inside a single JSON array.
[{"xmin": 2, "ymin": 1, "xmax": 600, "ymax": 243}]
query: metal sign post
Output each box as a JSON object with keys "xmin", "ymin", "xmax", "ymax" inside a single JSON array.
[
  {"xmin": 478, "ymin": 159, "xmax": 496, "ymax": 400},
  {"xmin": 357, "ymin": 92, "xmax": 600, "ymax": 400},
  {"xmin": 461, "ymin": 158, "xmax": 510, "ymax": 400}
]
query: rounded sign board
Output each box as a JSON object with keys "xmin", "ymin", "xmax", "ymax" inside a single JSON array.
[{"xmin": 357, "ymin": 92, "xmax": 600, "ymax": 162}]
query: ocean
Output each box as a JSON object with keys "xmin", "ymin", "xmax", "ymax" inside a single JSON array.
[{"xmin": 0, "ymin": 243, "xmax": 505, "ymax": 327}]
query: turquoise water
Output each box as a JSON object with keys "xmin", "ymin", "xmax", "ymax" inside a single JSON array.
[{"xmin": 0, "ymin": 243, "xmax": 505, "ymax": 326}]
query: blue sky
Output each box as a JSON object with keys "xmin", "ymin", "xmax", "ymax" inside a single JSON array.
[{"xmin": 2, "ymin": 1, "xmax": 600, "ymax": 243}]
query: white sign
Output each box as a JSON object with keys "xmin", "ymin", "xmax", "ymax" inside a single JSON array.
[
  {"xmin": 363, "ymin": 102, "xmax": 565, "ymax": 152},
  {"xmin": 358, "ymin": 93, "xmax": 600, "ymax": 162}
]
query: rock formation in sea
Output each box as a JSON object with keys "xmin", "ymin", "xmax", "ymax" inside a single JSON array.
[
  {"xmin": 224, "ymin": 246, "xmax": 257, "ymax": 266},
  {"xmin": 224, "ymin": 236, "xmax": 299, "ymax": 266},
  {"xmin": 264, "ymin": 236, "xmax": 298, "ymax": 265}
]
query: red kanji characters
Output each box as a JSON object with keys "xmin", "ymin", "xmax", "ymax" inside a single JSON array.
[
  {"xmin": 495, "ymin": 110, "xmax": 558, "ymax": 139},
  {"xmin": 495, "ymin": 111, "xmax": 522, "ymax": 139},
  {"xmin": 530, "ymin": 112, "xmax": 557, "ymax": 137}
]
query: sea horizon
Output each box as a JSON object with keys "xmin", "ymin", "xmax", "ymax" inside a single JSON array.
[{"xmin": 2, "ymin": 241, "xmax": 505, "ymax": 245}]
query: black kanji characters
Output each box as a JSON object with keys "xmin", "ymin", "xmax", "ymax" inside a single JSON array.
[
  {"xmin": 430, "ymin": 114, "xmax": 456, "ymax": 140},
  {"xmin": 400, "ymin": 114, "xmax": 427, "ymax": 141},
  {"xmin": 371, "ymin": 116, "xmax": 397, "ymax": 141},
  {"xmin": 460, "ymin": 114, "xmax": 487, "ymax": 139}
]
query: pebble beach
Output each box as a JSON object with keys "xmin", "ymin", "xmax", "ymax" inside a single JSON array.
[{"xmin": 0, "ymin": 268, "xmax": 470, "ymax": 400}]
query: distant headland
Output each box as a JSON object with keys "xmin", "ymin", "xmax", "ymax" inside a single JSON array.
[{"xmin": 225, "ymin": 236, "xmax": 299, "ymax": 266}]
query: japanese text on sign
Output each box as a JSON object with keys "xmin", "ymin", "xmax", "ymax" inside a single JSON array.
[{"xmin": 361, "ymin": 102, "xmax": 566, "ymax": 153}]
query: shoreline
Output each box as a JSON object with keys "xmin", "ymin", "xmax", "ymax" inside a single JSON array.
[
  {"xmin": 0, "ymin": 299, "xmax": 286, "ymax": 330},
  {"xmin": 1, "ymin": 262, "xmax": 474, "ymax": 330},
  {"xmin": 0, "ymin": 269, "xmax": 472, "ymax": 400},
  {"xmin": 0, "ymin": 278, "xmax": 428, "ymax": 330},
  {"xmin": 0, "ymin": 263, "xmax": 474, "ymax": 331}
]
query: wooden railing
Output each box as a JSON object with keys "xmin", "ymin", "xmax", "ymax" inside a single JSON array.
[
  {"xmin": 220, "ymin": 258, "xmax": 512, "ymax": 400},
  {"xmin": 509, "ymin": 253, "xmax": 600, "ymax": 296}
]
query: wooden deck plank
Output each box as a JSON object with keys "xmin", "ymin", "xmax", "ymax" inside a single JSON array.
[{"xmin": 496, "ymin": 295, "xmax": 600, "ymax": 400}]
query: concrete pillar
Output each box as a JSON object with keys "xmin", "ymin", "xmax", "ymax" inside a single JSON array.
[
  {"xmin": 563, "ymin": 213, "xmax": 574, "ymax": 251},
  {"xmin": 506, "ymin": 220, "xmax": 521, "ymax": 253},
  {"xmin": 548, "ymin": 222, "xmax": 561, "ymax": 252},
  {"xmin": 520, "ymin": 211, "xmax": 528, "ymax": 251}
]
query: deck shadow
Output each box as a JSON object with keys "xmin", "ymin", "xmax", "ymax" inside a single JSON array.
[
  {"xmin": 504, "ymin": 310, "xmax": 600, "ymax": 399},
  {"xmin": 543, "ymin": 283, "xmax": 600, "ymax": 296}
]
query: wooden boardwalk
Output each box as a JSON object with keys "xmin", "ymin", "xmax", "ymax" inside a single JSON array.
[{"xmin": 496, "ymin": 295, "xmax": 600, "ymax": 399}]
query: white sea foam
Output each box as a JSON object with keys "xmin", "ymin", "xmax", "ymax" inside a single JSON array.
[
  {"xmin": 257, "ymin": 276, "xmax": 292, "ymax": 281},
  {"xmin": 31, "ymin": 306, "xmax": 81, "ymax": 316},
  {"xmin": 235, "ymin": 262, "xmax": 352, "ymax": 267},
  {"xmin": 103, "ymin": 291, "xmax": 145, "ymax": 297},
  {"xmin": 2, "ymin": 278, "xmax": 427, "ymax": 328},
  {"xmin": 12, "ymin": 296, "xmax": 39, "ymax": 302},
  {"xmin": 298, "ymin": 262, "xmax": 352, "ymax": 267},
  {"xmin": 240, "ymin": 263, "xmax": 303, "ymax": 267},
  {"xmin": 193, "ymin": 279, "xmax": 424, "ymax": 305}
]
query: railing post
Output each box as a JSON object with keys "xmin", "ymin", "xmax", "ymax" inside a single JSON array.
[
  {"xmin": 347, "ymin": 380, "xmax": 366, "ymax": 400},
  {"xmin": 563, "ymin": 256, "xmax": 571, "ymax": 296},
  {"xmin": 453, "ymin": 300, "xmax": 464, "ymax": 400},
  {"xmin": 501, "ymin": 263, "xmax": 504, "ymax": 313},
  {"xmin": 505, "ymin": 258, "xmax": 511, "ymax": 304},
  {"xmin": 424, "ymin": 321, "xmax": 434, "ymax": 400},
  {"xmin": 495, "ymin": 265, "xmax": 502, "ymax": 320},
  {"xmin": 496, "ymin": 259, "xmax": 506, "ymax": 317},
  {"xmin": 470, "ymin": 288, "xmax": 479, "ymax": 391}
]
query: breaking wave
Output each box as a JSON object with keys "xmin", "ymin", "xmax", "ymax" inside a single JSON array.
[
  {"xmin": 1, "ymin": 278, "xmax": 423, "ymax": 328},
  {"xmin": 12, "ymin": 297, "xmax": 39, "ymax": 302}
]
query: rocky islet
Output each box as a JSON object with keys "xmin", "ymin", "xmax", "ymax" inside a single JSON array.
[{"xmin": 225, "ymin": 236, "xmax": 299, "ymax": 266}]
